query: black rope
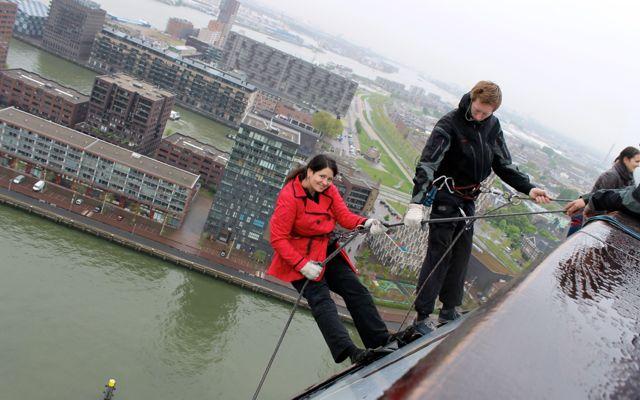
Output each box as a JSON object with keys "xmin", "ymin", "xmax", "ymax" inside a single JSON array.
[
  {"xmin": 251, "ymin": 228, "xmax": 366, "ymax": 400},
  {"xmin": 383, "ymin": 209, "xmax": 566, "ymax": 230}
]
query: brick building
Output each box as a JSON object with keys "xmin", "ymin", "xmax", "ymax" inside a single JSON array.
[
  {"xmin": 88, "ymin": 27, "xmax": 255, "ymax": 128},
  {"xmin": 0, "ymin": 1, "xmax": 17, "ymax": 66},
  {"xmin": 82, "ymin": 73, "xmax": 175, "ymax": 156},
  {"xmin": 155, "ymin": 133, "xmax": 228, "ymax": 189},
  {"xmin": 42, "ymin": 0, "xmax": 106, "ymax": 62},
  {"xmin": 165, "ymin": 17, "xmax": 194, "ymax": 40},
  {"xmin": 0, "ymin": 68, "xmax": 89, "ymax": 127}
]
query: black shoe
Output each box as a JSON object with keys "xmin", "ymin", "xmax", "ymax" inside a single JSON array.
[
  {"xmin": 438, "ymin": 307, "xmax": 461, "ymax": 323},
  {"xmin": 413, "ymin": 317, "xmax": 437, "ymax": 336},
  {"xmin": 349, "ymin": 346, "xmax": 394, "ymax": 365}
]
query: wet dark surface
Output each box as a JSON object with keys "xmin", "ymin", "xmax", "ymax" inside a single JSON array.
[{"xmin": 383, "ymin": 213, "xmax": 640, "ymax": 399}]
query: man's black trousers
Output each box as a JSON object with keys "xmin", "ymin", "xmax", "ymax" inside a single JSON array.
[
  {"xmin": 292, "ymin": 246, "xmax": 389, "ymax": 363},
  {"xmin": 414, "ymin": 191, "xmax": 476, "ymax": 317}
]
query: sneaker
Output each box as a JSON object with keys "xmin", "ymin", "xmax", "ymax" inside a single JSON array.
[
  {"xmin": 438, "ymin": 307, "xmax": 461, "ymax": 323},
  {"xmin": 413, "ymin": 317, "xmax": 437, "ymax": 336}
]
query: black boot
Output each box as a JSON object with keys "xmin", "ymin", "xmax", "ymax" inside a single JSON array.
[
  {"xmin": 349, "ymin": 346, "xmax": 394, "ymax": 365},
  {"xmin": 438, "ymin": 307, "xmax": 461, "ymax": 323}
]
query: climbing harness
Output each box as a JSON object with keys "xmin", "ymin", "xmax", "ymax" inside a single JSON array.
[
  {"xmin": 423, "ymin": 176, "xmax": 455, "ymax": 206},
  {"xmin": 252, "ymin": 226, "xmax": 369, "ymax": 400}
]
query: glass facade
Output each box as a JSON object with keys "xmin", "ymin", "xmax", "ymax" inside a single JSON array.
[{"xmin": 204, "ymin": 123, "xmax": 299, "ymax": 255}]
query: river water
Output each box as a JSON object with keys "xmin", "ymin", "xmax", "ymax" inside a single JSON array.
[
  {"xmin": 0, "ymin": 204, "xmax": 350, "ymax": 399},
  {"xmin": 1, "ymin": 38, "xmax": 350, "ymax": 400}
]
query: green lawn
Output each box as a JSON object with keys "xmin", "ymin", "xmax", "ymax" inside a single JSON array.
[
  {"xmin": 355, "ymin": 119, "xmax": 412, "ymax": 193},
  {"xmin": 363, "ymin": 94, "xmax": 421, "ymax": 169}
]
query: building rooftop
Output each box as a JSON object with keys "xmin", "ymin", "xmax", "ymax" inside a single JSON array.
[
  {"xmin": 0, "ymin": 107, "xmax": 199, "ymax": 188},
  {"xmin": 13, "ymin": 0, "xmax": 49, "ymax": 17},
  {"xmin": 1, "ymin": 69, "xmax": 89, "ymax": 104},
  {"xmin": 96, "ymin": 73, "xmax": 175, "ymax": 101},
  {"xmin": 242, "ymin": 113, "xmax": 300, "ymax": 145},
  {"xmin": 163, "ymin": 133, "xmax": 229, "ymax": 164},
  {"xmin": 101, "ymin": 26, "xmax": 256, "ymax": 91}
]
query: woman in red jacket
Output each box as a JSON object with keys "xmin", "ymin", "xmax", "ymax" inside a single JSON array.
[{"xmin": 267, "ymin": 154, "xmax": 390, "ymax": 364}]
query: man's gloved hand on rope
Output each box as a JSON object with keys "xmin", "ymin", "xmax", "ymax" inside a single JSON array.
[
  {"xmin": 299, "ymin": 261, "xmax": 322, "ymax": 281},
  {"xmin": 364, "ymin": 218, "xmax": 387, "ymax": 235},
  {"xmin": 403, "ymin": 203, "xmax": 425, "ymax": 228}
]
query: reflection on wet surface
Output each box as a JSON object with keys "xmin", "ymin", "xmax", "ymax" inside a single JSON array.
[{"xmin": 382, "ymin": 213, "xmax": 640, "ymax": 399}]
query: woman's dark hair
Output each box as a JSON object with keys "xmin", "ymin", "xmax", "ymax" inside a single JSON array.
[
  {"xmin": 285, "ymin": 154, "xmax": 339, "ymax": 183},
  {"xmin": 614, "ymin": 146, "xmax": 640, "ymax": 163}
]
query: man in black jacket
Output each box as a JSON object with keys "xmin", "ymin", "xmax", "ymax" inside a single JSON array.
[{"xmin": 403, "ymin": 81, "xmax": 550, "ymax": 334}]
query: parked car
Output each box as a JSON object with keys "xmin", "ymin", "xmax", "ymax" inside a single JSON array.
[
  {"xmin": 32, "ymin": 180, "xmax": 45, "ymax": 192},
  {"xmin": 93, "ymin": 206, "xmax": 102, "ymax": 213},
  {"xmin": 117, "ymin": 215, "xmax": 124, "ymax": 221},
  {"xmin": 12, "ymin": 175, "xmax": 25, "ymax": 184},
  {"xmin": 74, "ymin": 198, "xmax": 83, "ymax": 205}
]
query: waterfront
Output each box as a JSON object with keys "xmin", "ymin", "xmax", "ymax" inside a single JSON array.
[
  {"xmin": 6, "ymin": 38, "xmax": 236, "ymax": 152},
  {"xmin": 0, "ymin": 204, "xmax": 351, "ymax": 399}
]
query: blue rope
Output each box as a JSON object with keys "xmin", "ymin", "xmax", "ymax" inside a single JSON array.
[{"xmin": 584, "ymin": 215, "xmax": 640, "ymax": 241}]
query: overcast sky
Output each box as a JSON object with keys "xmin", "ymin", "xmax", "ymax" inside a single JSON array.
[{"xmin": 258, "ymin": 0, "xmax": 639, "ymax": 153}]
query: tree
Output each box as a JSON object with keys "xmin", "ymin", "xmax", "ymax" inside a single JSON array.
[{"xmin": 312, "ymin": 111, "xmax": 343, "ymax": 138}]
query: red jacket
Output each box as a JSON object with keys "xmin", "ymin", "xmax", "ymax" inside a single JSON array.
[{"xmin": 267, "ymin": 177, "xmax": 367, "ymax": 282}]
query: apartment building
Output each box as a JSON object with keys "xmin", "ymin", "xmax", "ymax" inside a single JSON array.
[
  {"xmin": 88, "ymin": 27, "xmax": 256, "ymax": 128},
  {"xmin": 155, "ymin": 132, "xmax": 228, "ymax": 189},
  {"xmin": 0, "ymin": 68, "xmax": 89, "ymax": 127},
  {"xmin": 222, "ymin": 31, "xmax": 357, "ymax": 116},
  {"xmin": 82, "ymin": 73, "xmax": 174, "ymax": 156},
  {"xmin": 0, "ymin": 107, "xmax": 199, "ymax": 227},
  {"xmin": 42, "ymin": 0, "xmax": 106, "ymax": 62},
  {"xmin": 204, "ymin": 113, "xmax": 299, "ymax": 256}
]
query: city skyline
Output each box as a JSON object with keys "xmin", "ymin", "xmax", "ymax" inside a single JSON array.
[{"xmin": 252, "ymin": 0, "xmax": 639, "ymax": 153}]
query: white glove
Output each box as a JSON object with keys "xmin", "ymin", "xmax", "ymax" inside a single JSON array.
[
  {"xmin": 364, "ymin": 219, "xmax": 387, "ymax": 235},
  {"xmin": 299, "ymin": 261, "xmax": 322, "ymax": 280},
  {"xmin": 404, "ymin": 203, "xmax": 425, "ymax": 228}
]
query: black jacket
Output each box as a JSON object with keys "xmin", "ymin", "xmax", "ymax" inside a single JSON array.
[
  {"xmin": 590, "ymin": 161, "xmax": 633, "ymax": 192},
  {"xmin": 411, "ymin": 93, "xmax": 534, "ymax": 204}
]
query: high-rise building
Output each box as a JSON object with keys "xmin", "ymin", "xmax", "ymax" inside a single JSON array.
[
  {"xmin": 204, "ymin": 113, "xmax": 300, "ymax": 256},
  {"xmin": 222, "ymin": 32, "xmax": 358, "ymax": 116},
  {"xmin": 209, "ymin": 0, "xmax": 238, "ymax": 47},
  {"xmin": 88, "ymin": 27, "xmax": 256, "ymax": 128},
  {"xmin": 155, "ymin": 133, "xmax": 228, "ymax": 189},
  {"xmin": 0, "ymin": 107, "xmax": 199, "ymax": 228},
  {"xmin": 9, "ymin": 0, "xmax": 47, "ymax": 38},
  {"xmin": 0, "ymin": 68, "xmax": 89, "ymax": 127},
  {"xmin": 165, "ymin": 17, "xmax": 194, "ymax": 40},
  {"xmin": 83, "ymin": 74, "xmax": 175, "ymax": 156},
  {"xmin": 0, "ymin": 1, "xmax": 17, "ymax": 66},
  {"xmin": 42, "ymin": 0, "xmax": 106, "ymax": 62}
]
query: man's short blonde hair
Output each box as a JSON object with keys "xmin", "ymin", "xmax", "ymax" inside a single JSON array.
[{"xmin": 470, "ymin": 81, "xmax": 502, "ymax": 110}]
